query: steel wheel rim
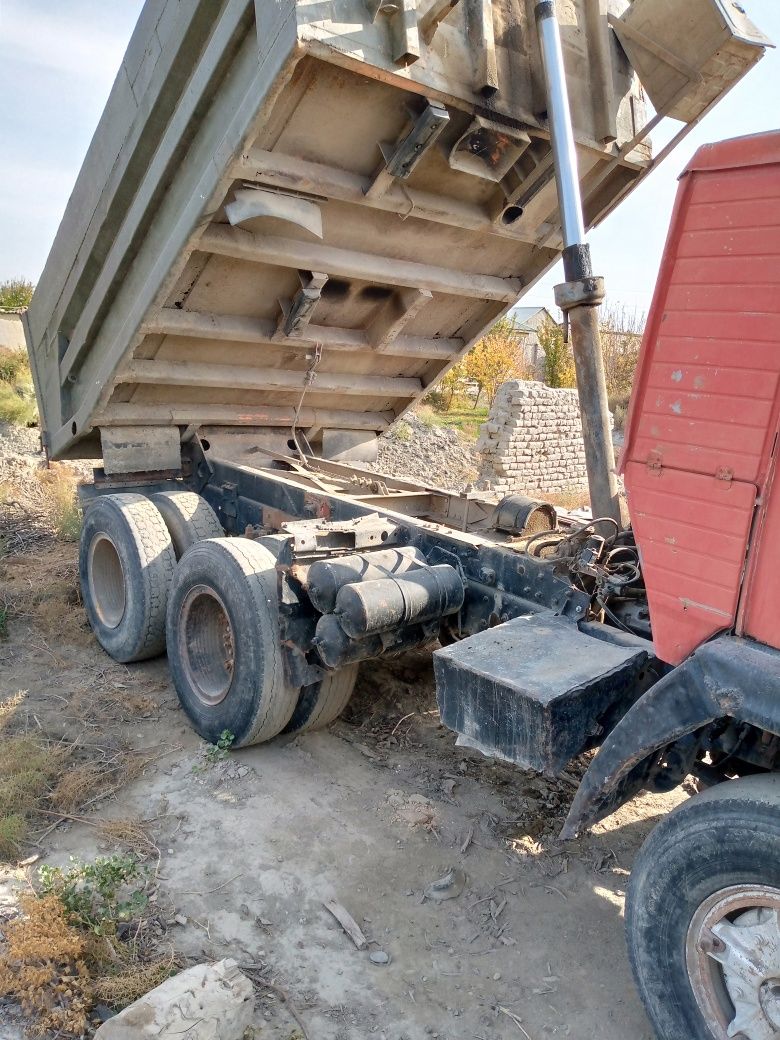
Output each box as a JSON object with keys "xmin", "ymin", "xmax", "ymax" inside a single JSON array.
[
  {"xmin": 179, "ymin": 584, "xmax": 235, "ymax": 706},
  {"xmin": 88, "ymin": 533, "xmax": 126, "ymax": 629},
  {"xmin": 686, "ymin": 884, "xmax": 780, "ymax": 1040}
]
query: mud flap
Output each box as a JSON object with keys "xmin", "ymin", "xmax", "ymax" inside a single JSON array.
[{"xmin": 561, "ymin": 636, "xmax": 780, "ymax": 838}]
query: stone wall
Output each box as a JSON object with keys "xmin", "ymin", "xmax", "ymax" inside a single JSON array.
[
  {"xmin": 0, "ymin": 313, "xmax": 26, "ymax": 352},
  {"xmin": 476, "ymin": 380, "xmax": 608, "ymax": 494}
]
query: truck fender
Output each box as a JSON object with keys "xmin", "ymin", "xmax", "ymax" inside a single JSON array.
[{"xmin": 561, "ymin": 635, "xmax": 780, "ymax": 839}]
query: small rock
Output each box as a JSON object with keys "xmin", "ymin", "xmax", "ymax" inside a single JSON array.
[
  {"xmin": 93, "ymin": 959, "xmax": 253, "ymax": 1040},
  {"xmin": 423, "ymin": 867, "xmax": 466, "ymax": 902},
  {"xmin": 173, "ymin": 914, "xmax": 188, "ymax": 927},
  {"xmin": 370, "ymin": 951, "xmax": 391, "ymax": 965}
]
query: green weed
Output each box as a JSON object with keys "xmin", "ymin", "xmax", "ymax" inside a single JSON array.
[{"xmin": 39, "ymin": 855, "xmax": 148, "ymax": 936}]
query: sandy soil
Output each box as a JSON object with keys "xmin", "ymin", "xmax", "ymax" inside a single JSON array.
[{"xmin": 0, "ymin": 521, "xmax": 688, "ymax": 1040}]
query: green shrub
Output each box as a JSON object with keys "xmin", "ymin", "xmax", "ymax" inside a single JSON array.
[
  {"xmin": 39, "ymin": 856, "xmax": 148, "ymax": 936},
  {"xmin": 0, "ymin": 348, "xmax": 37, "ymax": 426}
]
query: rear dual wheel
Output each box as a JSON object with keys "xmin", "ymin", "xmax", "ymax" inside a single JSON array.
[
  {"xmin": 627, "ymin": 774, "xmax": 780, "ymax": 1040},
  {"xmin": 80, "ymin": 491, "xmax": 223, "ymax": 662},
  {"xmin": 81, "ymin": 496, "xmax": 358, "ymax": 741},
  {"xmin": 165, "ymin": 537, "xmax": 359, "ymax": 746},
  {"xmin": 80, "ymin": 494, "xmax": 177, "ymax": 662}
]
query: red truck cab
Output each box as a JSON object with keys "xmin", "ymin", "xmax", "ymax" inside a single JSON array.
[{"xmin": 622, "ymin": 131, "xmax": 780, "ymax": 664}]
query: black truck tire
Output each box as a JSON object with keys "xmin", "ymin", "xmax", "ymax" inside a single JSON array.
[
  {"xmin": 150, "ymin": 491, "xmax": 223, "ymax": 559},
  {"xmin": 626, "ymin": 773, "xmax": 780, "ymax": 1040},
  {"xmin": 80, "ymin": 493, "xmax": 177, "ymax": 662},
  {"xmin": 282, "ymin": 664, "xmax": 360, "ymax": 734},
  {"xmin": 166, "ymin": 537, "xmax": 298, "ymax": 746}
]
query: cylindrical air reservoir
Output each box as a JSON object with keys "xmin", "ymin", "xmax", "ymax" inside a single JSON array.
[
  {"xmin": 307, "ymin": 546, "xmax": 427, "ymax": 613},
  {"xmin": 494, "ymin": 494, "xmax": 557, "ymax": 536},
  {"xmin": 313, "ymin": 614, "xmax": 436, "ymax": 669},
  {"xmin": 314, "ymin": 614, "xmax": 384, "ymax": 668},
  {"xmin": 335, "ymin": 564, "xmax": 464, "ymax": 639}
]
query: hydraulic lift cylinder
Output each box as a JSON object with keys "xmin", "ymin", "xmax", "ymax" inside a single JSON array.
[{"xmin": 535, "ymin": 0, "xmax": 621, "ymax": 526}]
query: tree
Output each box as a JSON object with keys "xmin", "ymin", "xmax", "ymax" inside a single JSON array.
[
  {"xmin": 538, "ymin": 316, "xmax": 575, "ymax": 388},
  {"xmin": 462, "ymin": 316, "xmax": 530, "ymax": 406},
  {"xmin": 600, "ymin": 303, "xmax": 644, "ymax": 400},
  {"xmin": 0, "ymin": 278, "xmax": 34, "ymax": 311}
]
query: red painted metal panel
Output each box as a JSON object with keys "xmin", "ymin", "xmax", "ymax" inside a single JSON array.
[
  {"xmin": 622, "ymin": 132, "xmax": 780, "ymax": 664},
  {"xmin": 741, "ymin": 444, "xmax": 780, "ymax": 649},
  {"xmin": 624, "ymin": 462, "xmax": 756, "ymax": 665}
]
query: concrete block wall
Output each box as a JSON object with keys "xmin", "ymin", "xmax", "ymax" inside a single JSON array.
[{"xmin": 476, "ymin": 380, "xmax": 610, "ymax": 494}]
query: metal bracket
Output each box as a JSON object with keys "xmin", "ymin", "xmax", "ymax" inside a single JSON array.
[
  {"xmin": 366, "ymin": 101, "xmax": 450, "ymax": 199},
  {"xmin": 554, "ymin": 276, "xmax": 606, "ymax": 312},
  {"xmin": 222, "ymin": 482, "xmax": 238, "ymax": 520},
  {"xmin": 419, "ymin": 0, "xmax": 462, "ymax": 43},
  {"xmin": 449, "ymin": 116, "xmax": 530, "ymax": 183},
  {"xmin": 278, "ymin": 271, "xmax": 329, "ymax": 337},
  {"xmin": 366, "ymin": 0, "xmax": 421, "ymax": 65},
  {"xmin": 283, "ymin": 514, "xmax": 407, "ymax": 555}
]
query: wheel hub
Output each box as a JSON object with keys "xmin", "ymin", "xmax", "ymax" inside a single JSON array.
[
  {"xmin": 178, "ymin": 584, "xmax": 235, "ymax": 706},
  {"xmin": 88, "ymin": 533, "xmax": 126, "ymax": 629},
  {"xmin": 687, "ymin": 886, "xmax": 780, "ymax": 1040}
]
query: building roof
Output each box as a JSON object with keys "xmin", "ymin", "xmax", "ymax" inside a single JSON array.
[{"xmin": 508, "ymin": 305, "xmax": 555, "ymax": 332}]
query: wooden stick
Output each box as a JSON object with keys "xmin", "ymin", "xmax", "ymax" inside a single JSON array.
[{"xmin": 322, "ymin": 899, "xmax": 368, "ymax": 950}]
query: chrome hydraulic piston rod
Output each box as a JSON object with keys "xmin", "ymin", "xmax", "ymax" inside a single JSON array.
[{"xmin": 535, "ymin": 0, "xmax": 621, "ymax": 526}]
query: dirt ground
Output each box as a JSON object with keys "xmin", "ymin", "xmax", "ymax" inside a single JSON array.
[{"xmin": 0, "ymin": 522, "xmax": 689, "ymax": 1040}]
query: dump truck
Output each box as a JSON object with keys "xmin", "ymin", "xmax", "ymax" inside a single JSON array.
[{"xmin": 23, "ymin": 0, "xmax": 778, "ymax": 1036}]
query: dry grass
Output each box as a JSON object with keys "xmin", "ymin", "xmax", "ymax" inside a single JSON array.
[
  {"xmin": 69, "ymin": 684, "xmax": 160, "ymax": 726},
  {"xmin": 0, "ymin": 883, "xmax": 179, "ymax": 1033},
  {"xmin": 0, "ymin": 690, "xmax": 25, "ymax": 731},
  {"xmin": 1, "ymin": 545, "xmax": 87, "ymax": 643},
  {"xmin": 0, "ymin": 737, "xmax": 64, "ymax": 858},
  {"xmin": 50, "ymin": 764, "xmax": 108, "ymax": 814},
  {"xmin": 96, "ymin": 817, "xmax": 158, "ymax": 859},
  {"xmin": 0, "ymin": 893, "xmax": 92, "ymax": 1037},
  {"xmin": 35, "ymin": 464, "xmax": 81, "ymax": 541},
  {"xmin": 0, "ymin": 348, "xmax": 37, "ymax": 427},
  {"xmin": 91, "ymin": 956, "xmax": 177, "ymax": 1007}
]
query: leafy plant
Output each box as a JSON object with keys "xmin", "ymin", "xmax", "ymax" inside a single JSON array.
[
  {"xmin": 39, "ymin": 855, "xmax": 148, "ymax": 935},
  {"xmin": 538, "ymin": 317, "xmax": 575, "ymax": 389},
  {"xmin": 461, "ymin": 316, "xmax": 532, "ymax": 406},
  {"xmin": 600, "ymin": 303, "xmax": 644, "ymax": 401},
  {"xmin": 0, "ymin": 278, "xmax": 34, "ymax": 311},
  {"xmin": 206, "ymin": 729, "xmax": 235, "ymax": 763}
]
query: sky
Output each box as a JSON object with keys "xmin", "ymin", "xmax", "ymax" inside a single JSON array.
[{"xmin": 1, "ymin": 0, "xmax": 779, "ymax": 321}]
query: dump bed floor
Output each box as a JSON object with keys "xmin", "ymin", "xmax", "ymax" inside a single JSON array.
[{"xmin": 24, "ymin": 0, "xmax": 768, "ymax": 465}]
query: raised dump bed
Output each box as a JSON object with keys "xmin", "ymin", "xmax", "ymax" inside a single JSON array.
[{"xmin": 24, "ymin": 0, "xmax": 769, "ymax": 470}]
